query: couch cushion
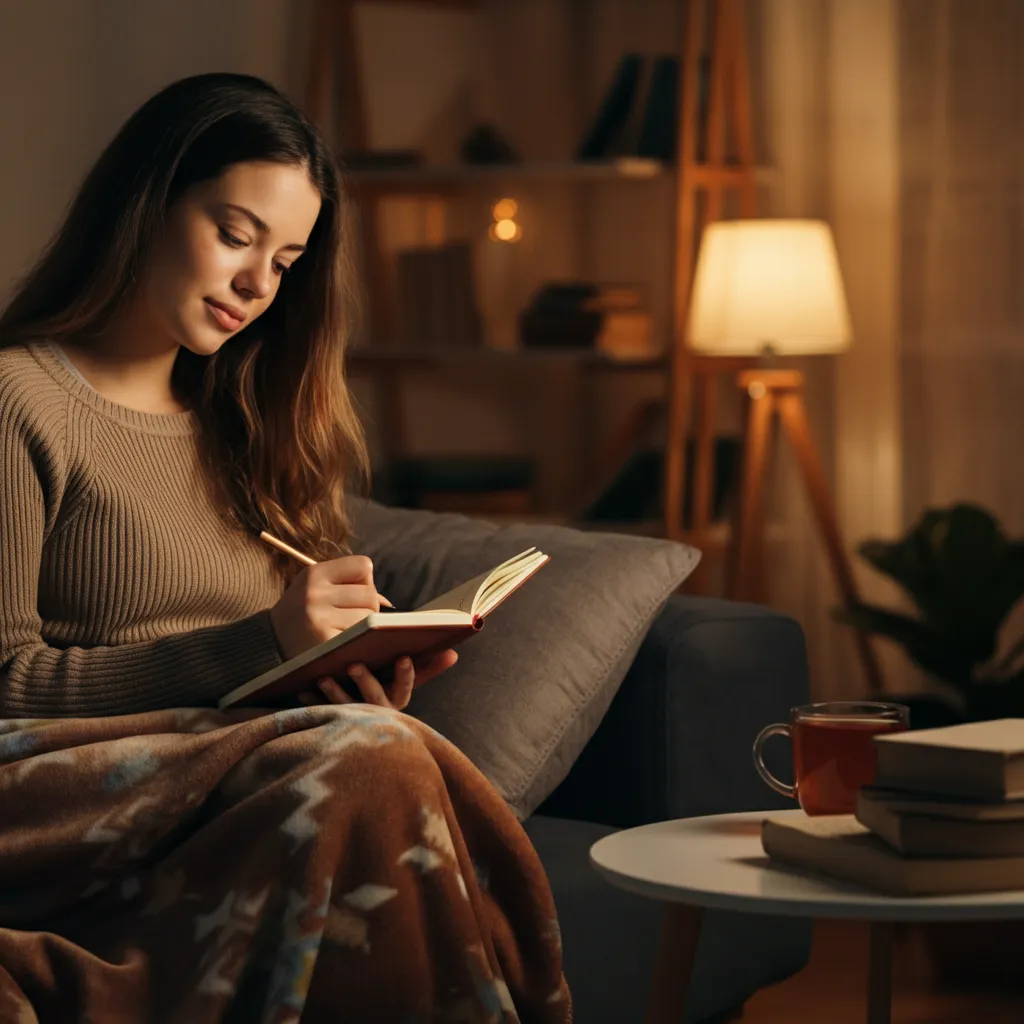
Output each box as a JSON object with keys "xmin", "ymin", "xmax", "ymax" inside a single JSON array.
[{"xmin": 348, "ymin": 499, "xmax": 699, "ymax": 818}]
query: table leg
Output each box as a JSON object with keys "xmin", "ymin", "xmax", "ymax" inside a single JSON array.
[
  {"xmin": 646, "ymin": 903, "xmax": 704, "ymax": 1024},
  {"xmin": 867, "ymin": 921, "xmax": 893, "ymax": 1024}
]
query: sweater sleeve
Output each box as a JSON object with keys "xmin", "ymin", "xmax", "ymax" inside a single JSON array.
[{"xmin": 0, "ymin": 398, "xmax": 284, "ymax": 718}]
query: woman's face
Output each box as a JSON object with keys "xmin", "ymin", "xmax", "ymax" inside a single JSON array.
[{"xmin": 141, "ymin": 160, "xmax": 322, "ymax": 356}]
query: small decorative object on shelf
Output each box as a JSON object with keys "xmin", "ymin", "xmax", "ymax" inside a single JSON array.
[{"xmin": 460, "ymin": 123, "xmax": 519, "ymax": 164}]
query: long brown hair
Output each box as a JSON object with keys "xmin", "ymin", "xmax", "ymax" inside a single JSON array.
[{"xmin": 0, "ymin": 73, "xmax": 368, "ymax": 575}]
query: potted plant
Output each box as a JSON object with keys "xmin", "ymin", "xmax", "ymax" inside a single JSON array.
[
  {"xmin": 837, "ymin": 502, "xmax": 1024, "ymax": 727},
  {"xmin": 837, "ymin": 502, "xmax": 1024, "ymax": 989}
]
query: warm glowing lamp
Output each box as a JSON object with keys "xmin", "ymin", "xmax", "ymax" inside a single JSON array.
[
  {"xmin": 688, "ymin": 219, "xmax": 851, "ymax": 358},
  {"xmin": 687, "ymin": 219, "xmax": 882, "ymax": 693}
]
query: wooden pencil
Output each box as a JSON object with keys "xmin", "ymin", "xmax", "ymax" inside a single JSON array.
[
  {"xmin": 258, "ymin": 530, "xmax": 394, "ymax": 608},
  {"xmin": 258, "ymin": 530, "xmax": 316, "ymax": 566}
]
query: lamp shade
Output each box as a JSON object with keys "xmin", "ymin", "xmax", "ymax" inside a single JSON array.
[{"xmin": 686, "ymin": 219, "xmax": 852, "ymax": 357}]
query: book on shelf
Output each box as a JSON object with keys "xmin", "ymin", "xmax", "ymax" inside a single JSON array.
[
  {"xmin": 760, "ymin": 813, "xmax": 1024, "ymax": 897},
  {"xmin": 577, "ymin": 53, "xmax": 681, "ymax": 162},
  {"xmin": 635, "ymin": 56, "xmax": 678, "ymax": 160},
  {"xmin": 395, "ymin": 242, "xmax": 481, "ymax": 349},
  {"xmin": 219, "ymin": 548, "xmax": 548, "ymax": 709},
  {"xmin": 873, "ymin": 718, "xmax": 1024, "ymax": 802},
  {"xmin": 593, "ymin": 310, "xmax": 658, "ymax": 360},
  {"xmin": 576, "ymin": 53, "xmax": 643, "ymax": 161},
  {"xmin": 580, "ymin": 285, "xmax": 645, "ymax": 312},
  {"xmin": 855, "ymin": 789, "xmax": 1024, "ymax": 858}
]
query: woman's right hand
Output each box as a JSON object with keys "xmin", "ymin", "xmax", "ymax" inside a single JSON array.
[{"xmin": 269, "ymin": 555, "xmax": 382, "ymax": 660}]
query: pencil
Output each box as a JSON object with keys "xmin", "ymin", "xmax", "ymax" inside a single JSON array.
[
  {"xmin": 258, "ymin": 530, "xmax": 395, "ymax": 608},
  {"xmin": 258, "ymin": 530, "xmax": 316, "ymax": 566}
]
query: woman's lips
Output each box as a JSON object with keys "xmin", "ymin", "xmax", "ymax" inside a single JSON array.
[{"xmin": 205, "ymin": 299, "xmax": 243, "ymax": 331}]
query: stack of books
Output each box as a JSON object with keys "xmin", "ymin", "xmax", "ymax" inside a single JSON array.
[
  {"xmin": 761, "ymin": 718, "xmax": 1024, "ymax": 896},
  {"xmin": 519, "ymin": 282, "xmax": 658, "ymax": 360}
]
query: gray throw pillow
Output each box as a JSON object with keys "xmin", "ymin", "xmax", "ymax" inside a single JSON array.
[{"xmin": 348, "ymin": 499, "xmax": 699, "ymax": 819}]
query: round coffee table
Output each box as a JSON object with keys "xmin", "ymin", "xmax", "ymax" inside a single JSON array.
[{"xmin": 590, "ymin": 809, "xmax": 1024, "ymax": 1024}]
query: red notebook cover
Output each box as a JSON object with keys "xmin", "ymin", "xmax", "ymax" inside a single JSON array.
[{"xmin": 223, "ymin": 619, "xmax": 484, "ymax": 707}]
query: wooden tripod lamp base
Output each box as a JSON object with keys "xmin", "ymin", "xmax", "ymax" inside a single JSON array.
[{"xmin": 730, "ymin": 369, "xmax": 885, "ymax": 696}]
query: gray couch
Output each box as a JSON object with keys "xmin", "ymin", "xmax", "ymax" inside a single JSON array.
[
  {"xmin": 525, "ymin": 594, "xmax": 813, "ymax": 1022},
  {"xmin": 351, "ymin": 498, "xmax": 812, "ymax": 1020}
]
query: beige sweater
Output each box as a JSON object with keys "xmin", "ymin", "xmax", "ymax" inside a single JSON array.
[{"xmin": 0, "ymin": 342, "xmax": 285, "ymax": 717}]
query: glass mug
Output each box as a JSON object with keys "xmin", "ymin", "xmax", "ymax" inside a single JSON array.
[{"xmin": 753, "ymin": 701, "xmax": 910, "ymax": 815}]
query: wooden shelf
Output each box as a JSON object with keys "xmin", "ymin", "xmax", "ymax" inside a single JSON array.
[
  {"xmin": 344, "ymin": 159, "xmax": 775, "ymax": 197},
  {"xmin": 347, "ymin": 347, "xmax": 669, "ymax": 370},
  {"xmin": 344, "ymin": 158, "xmax": 669, "ymax": 195}
]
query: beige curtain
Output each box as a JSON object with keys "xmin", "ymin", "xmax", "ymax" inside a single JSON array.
[
  {"xmin": 759, "ymin": 0, "xmax": 906, "ymax": 701},
  {"xmin": 899, "ymin": 0, "xmax": 1024, "ymax": 531},
  {"xmin": 761, "ymin": 0, "xmax": 1024, "ymax": 698}
]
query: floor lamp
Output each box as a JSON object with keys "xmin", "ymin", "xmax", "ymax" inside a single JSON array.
[{"xmin": 686, "ymin": 219, "xmax": 885, "ymax": 696}]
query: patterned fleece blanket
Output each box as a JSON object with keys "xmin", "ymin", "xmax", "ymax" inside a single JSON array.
[{"xmin": 0, "ymin": 704, "xmax": 571, "ymax": 1023}]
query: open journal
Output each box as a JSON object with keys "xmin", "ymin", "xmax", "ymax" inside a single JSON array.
[{"xmin": 218, "ymin": 547, "xmax": 549, "ymax": 709}]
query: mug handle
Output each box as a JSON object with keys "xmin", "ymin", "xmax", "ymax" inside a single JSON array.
[{"xmin": 752, "ymin": 723, "xmax": 796, "ymax": 800}]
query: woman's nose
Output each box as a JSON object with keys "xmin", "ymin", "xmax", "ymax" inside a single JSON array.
[{"xmin": 235, "ymin": 263, "xmax": 273, "ymax": 301}]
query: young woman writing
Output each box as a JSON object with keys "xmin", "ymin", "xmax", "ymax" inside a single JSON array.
[{"xmin": 0, "ymin": 73, "xmax": 570, "ymax": 1022}]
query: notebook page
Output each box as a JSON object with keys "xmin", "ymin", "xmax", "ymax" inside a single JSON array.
[
  {"xmin": 415, "ymin": 549, "xmax": 540, "ymax": 615},
  {"xmin": 474, "ymin": 551, "xmax": 549, "ymax": 616}
]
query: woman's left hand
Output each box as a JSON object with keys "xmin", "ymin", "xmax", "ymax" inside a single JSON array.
[{"xmin": 298, "ymin": 648, "xmax": 459, "ymax": 712}]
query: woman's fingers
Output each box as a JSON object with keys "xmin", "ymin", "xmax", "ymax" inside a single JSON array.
[
  {"xmin": 313, "ymin": 554, "xmax": 375, "ymax": 587},
  {"xmin": 316, "ymin": 676, "xmax": 355, "ymax": 705},
  {"xmin": 388, "ymin": 657, "xmax": 415, "ymax": 711},
  {"xmin": 412, "ymin": 649, "xmax": 459, "ymax": 687},
  {"xmin": 346, "ymin": 664, "xmax": 392, "ymax": 708},
  {"xmin": 324, "ymin": 583, "xmax": 380, "ymax": 614},
  {"xmin": 305, "ymin": 659, "xmax": 422, "ymax": 712}
]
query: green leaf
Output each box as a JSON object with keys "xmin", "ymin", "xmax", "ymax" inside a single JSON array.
[
  {"xmin": 835, "ymin": 603, "xmax": 977, "ymax": 688},
  {"xmin": 854, "ymin": 504, "xmax": 1023, "ymax": 659}
]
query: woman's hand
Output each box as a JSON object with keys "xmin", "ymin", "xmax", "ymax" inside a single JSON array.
[
  {"xmin": 299, "ymin": 648, "xmax": 459, "ymax": 712},
  {"xmin": 269, "ymin": 555, "xmax": 382, "ymax": 660}
]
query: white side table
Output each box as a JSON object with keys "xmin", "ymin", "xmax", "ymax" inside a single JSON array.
[{"xmin": 590, "ymin": 809, "xmax": 1024, "ymax": 1024}]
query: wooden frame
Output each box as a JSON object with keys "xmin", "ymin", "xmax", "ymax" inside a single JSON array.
[
  {"xmin": 729, "ymin": 369, "xmax": 885, "ymax": 696},
  {"xmin": 666, "ymin": 0, "xmax": 758, "ymax": 594}
]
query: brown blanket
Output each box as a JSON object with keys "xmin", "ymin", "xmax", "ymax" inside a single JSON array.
[{"xmin": 0, "ymin": 704, "xmax": 572, "ymax": 1023}]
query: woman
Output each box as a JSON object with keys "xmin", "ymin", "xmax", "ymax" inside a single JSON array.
[{"xmin": 0, "ymin": 73, "xmax": 570, "ymax": 1022}]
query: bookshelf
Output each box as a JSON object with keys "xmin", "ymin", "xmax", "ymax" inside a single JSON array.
[{"xmin": 305, "ymin": 0, "xmax": 761, "ymax": 595}]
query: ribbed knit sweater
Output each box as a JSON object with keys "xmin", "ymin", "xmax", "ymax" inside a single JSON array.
[{"xmin": 0, "ymin": 342, "xmax": 285, "ymax": 717}]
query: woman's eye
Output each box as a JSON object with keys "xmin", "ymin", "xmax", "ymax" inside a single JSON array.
[
  {"xmin": 273, "ymin": 262, "xmax": 291, "ymax": 275},
  {"xmin": 219, "ymin": 228, "xmax": 246, "ymax": 247}
]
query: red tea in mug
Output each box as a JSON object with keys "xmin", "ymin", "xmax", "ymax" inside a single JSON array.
[{"xmin": 754, "ymin": 702, "xmax": 909, "ymax": 815}]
